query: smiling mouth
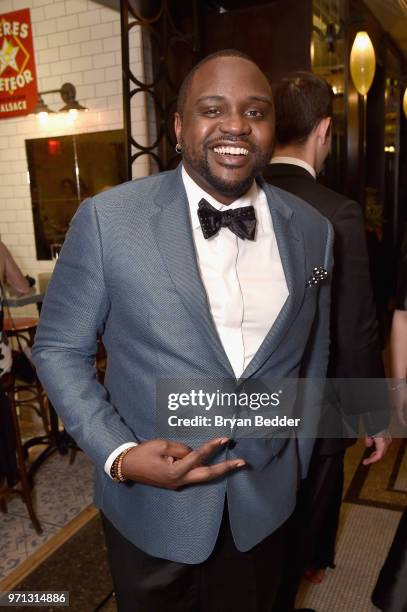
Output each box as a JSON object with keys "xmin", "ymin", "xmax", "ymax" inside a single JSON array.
[{"xmin": 212, "ymin": 145, "xmax": 249, "ymax": 157}]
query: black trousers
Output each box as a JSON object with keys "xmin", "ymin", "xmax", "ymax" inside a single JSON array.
[
  {"xmin": 272, "ymin": 450, "xmax": 345, "ymax": 612},
  {"xmin": 101, "ymin": 506, "xmax": 290, "ymax": 612}
]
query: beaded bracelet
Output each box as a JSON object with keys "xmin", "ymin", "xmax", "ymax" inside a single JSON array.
[{"xmin": 111, "ymin": 447, "xmax": 133, "ymax": 482}]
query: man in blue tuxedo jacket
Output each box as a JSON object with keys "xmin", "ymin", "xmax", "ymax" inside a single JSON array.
[{"xmin": 33, "ymin": 50, "xmax": 333, "ymax": 612}]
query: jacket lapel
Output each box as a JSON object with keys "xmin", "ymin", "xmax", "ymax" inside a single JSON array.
[
  {"xmin": 150, "ymin": 167, "xmax": 235, "ymax": 377},
  {"xmin": 240, "ymin": 180, "xmax": 306, "ymax": 380},
  {"xmin": 150, "ymin": 168, "xmax": 306, "ymax": 381}
]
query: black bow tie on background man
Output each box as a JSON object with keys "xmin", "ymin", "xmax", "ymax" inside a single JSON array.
[{"xmin": 197, "ymin": 198, "xmax": 257, "ymax": 240}]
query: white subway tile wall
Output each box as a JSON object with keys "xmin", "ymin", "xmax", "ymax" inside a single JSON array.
[{"xmin": 0, "ymin": 0, "xmax": 148, "ymax": 284}]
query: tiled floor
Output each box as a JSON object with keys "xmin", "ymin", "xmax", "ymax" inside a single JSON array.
[
  {"xmin": 297, "ymin": 503, "xmax": 401, "ymax": 611},
  {"xmin": 296, "ymin": 440, "xmax": 407, "ymax": 611},
  {"xmin": 0, "ymin": 450, "xmax": 94, "ymax": 581}
]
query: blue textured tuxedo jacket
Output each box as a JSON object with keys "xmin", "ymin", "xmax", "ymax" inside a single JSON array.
[{"xmin": 33, "ymin": 166, "xmax": 333, "ymax": 564}]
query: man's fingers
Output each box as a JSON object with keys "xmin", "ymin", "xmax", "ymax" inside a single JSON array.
[
  {"xmin": 117, "ymin": 438, "xmax": 245, "ymax": 488},
  {"xmin": 181, "ymin": 459, "xmax": 246, "ymax": 485},
  {"xmin": 171, "ymin": 437, "xmax": 230, "ymax": 477},
  {"xmin": 162, "ymin": 440, "xmax": 192, "ymax": 459},
  {"xmin": 363, "ymin": 451, "xmax": 382, "ymax": 465},
  {"xmin": 375, "ymin": 437, "xmax": 392, "ymax": 454},
  {"xmin": 196, "ymin": 437, "xmax": 230, "ymax": 459},
  {"xmin": 362, "ymin": 436, "xmax": 391, "ymax": 465}
]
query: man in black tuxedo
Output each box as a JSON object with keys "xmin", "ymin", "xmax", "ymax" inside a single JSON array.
[{"xmin": 263, "ymin": 72, "xmax": 391, "ymax": 612}]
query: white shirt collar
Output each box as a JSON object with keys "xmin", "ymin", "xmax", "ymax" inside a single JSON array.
[
  {"xmin": 181, "ymin": 166, "xmax": 260, "ymax": 231},
  {"xmin": 270, "ymin": 156, "xmax": 316, "ymax": 179}
]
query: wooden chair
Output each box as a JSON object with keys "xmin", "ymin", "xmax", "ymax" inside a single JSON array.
[
  {"xmin": 4, "ymin": 316, "xmax": 49, "ymax": 435},
  {"xmin": 0, "ymin": 372, "xmax": 42, "ymax": 534}
]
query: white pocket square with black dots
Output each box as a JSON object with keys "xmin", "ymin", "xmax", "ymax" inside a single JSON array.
[{"xmin": 306, "ymin": 266, "xmax": 328, "ymax": 288}]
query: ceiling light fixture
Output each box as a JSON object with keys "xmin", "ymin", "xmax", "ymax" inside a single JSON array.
[{"xmin": 350, "ymin": 31, "xmax": 376, "ymax": 95}]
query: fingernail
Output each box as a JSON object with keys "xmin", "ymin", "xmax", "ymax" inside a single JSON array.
[
  {"xmin": 235, "ymin": 461, "xmax": 246, "ymax": 468},
  {"xmin": 220, "ymin": 437, "xmax": 229, "ymax": 445}
]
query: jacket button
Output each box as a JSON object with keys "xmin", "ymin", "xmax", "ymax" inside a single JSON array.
[{"xmin": 227, "ymin": 439, "xmax": 236, "ymax": 449}]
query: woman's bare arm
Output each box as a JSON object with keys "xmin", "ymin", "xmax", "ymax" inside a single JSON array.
[
  {"xmin": 390, "ymin": 310, "xmax": 407, "ymax": 380},
  {"xmin": 0, "ymin": 241, "xmax": 30, "ymax": 294}
]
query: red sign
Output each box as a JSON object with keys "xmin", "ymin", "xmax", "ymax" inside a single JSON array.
[{"xmin": 0, "ymin": 9, "xmax": 38, "ymax": 119}]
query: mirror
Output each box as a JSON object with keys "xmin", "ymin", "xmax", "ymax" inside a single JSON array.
[{"xmin": 26, "ymin": 130, "xmax": 126, "ymax": 260}]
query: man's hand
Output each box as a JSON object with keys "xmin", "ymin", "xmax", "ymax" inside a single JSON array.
[
  {"xmin": 363, "ymin": 431, "xmax": 392, "ymax": 465},
  {"xmin": 121, "ymin": 437, "xmax": 245, "ymax": 489}
]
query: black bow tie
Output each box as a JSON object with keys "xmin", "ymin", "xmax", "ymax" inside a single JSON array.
[{"xmin": 197, "ymin": 198, "xmax": 257, "ymax": 240}]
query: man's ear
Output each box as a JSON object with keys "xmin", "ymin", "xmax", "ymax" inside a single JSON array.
[
  {"xmin": 174, "ymin": 112, "xmax": 182, "ymax": 145},
  {"xmin": 317, "ymin": 117, "xmax": 331, "ymax": 145}
]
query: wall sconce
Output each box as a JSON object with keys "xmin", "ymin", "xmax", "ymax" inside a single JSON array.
[
  {"xmin": 33, "ymin": 82, "xmax": 88, "ymax": 121},
  {"xmin": 350, "ymin": 31, "xmax": 376, "ymax": 96},
  {"xmin": 403, "ymin": 86, "xmax": 407, "ymax": 119}
]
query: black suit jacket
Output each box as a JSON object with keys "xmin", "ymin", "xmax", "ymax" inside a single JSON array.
[{"xmin": 263, "ymin": 163, "xmax": 387, "ymax": 453}]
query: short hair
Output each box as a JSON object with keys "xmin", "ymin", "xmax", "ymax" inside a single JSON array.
[
  {"xmin": 273, "ymin": 72, "xmax": 333, "ymax": 146},
  {"xmin": 177, "ymin": 49, "xmax": 258, "ymax": 116}
]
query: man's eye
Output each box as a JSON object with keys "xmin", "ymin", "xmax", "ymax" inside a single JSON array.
[
  {"xmin": 203, "ymin": 108, "xmax": 221, "ymax": 116},
  {"xmin": 246, "ymin": 109, "xmax": 263, "ymax": 118}
]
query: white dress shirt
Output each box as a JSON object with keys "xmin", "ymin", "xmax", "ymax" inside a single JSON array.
[
  {"xmin": 104, "ymin": 167, "xmax": 288, "ymax": 476},
  {"xmin": 182, "ymin": 167, "xmax": 288, "ymax": 376},
  {"xmin": 270, "ymin": 156, "xmax": 316, "ymax": 179}
]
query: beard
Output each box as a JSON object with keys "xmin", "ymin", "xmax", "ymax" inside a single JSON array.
[{"xmin": 181, "ymin": 139, "xmax": 271, "ymax": 200}]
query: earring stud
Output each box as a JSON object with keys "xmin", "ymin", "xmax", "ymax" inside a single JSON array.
[{"xmin": 175, "ymin": 143, "xmax": 182, "ymax": 154}]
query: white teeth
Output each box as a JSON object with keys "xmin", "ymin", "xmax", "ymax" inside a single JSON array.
[{"xmin": 213, "ymin": 146, "xmax": 249, "ymax": 156}]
